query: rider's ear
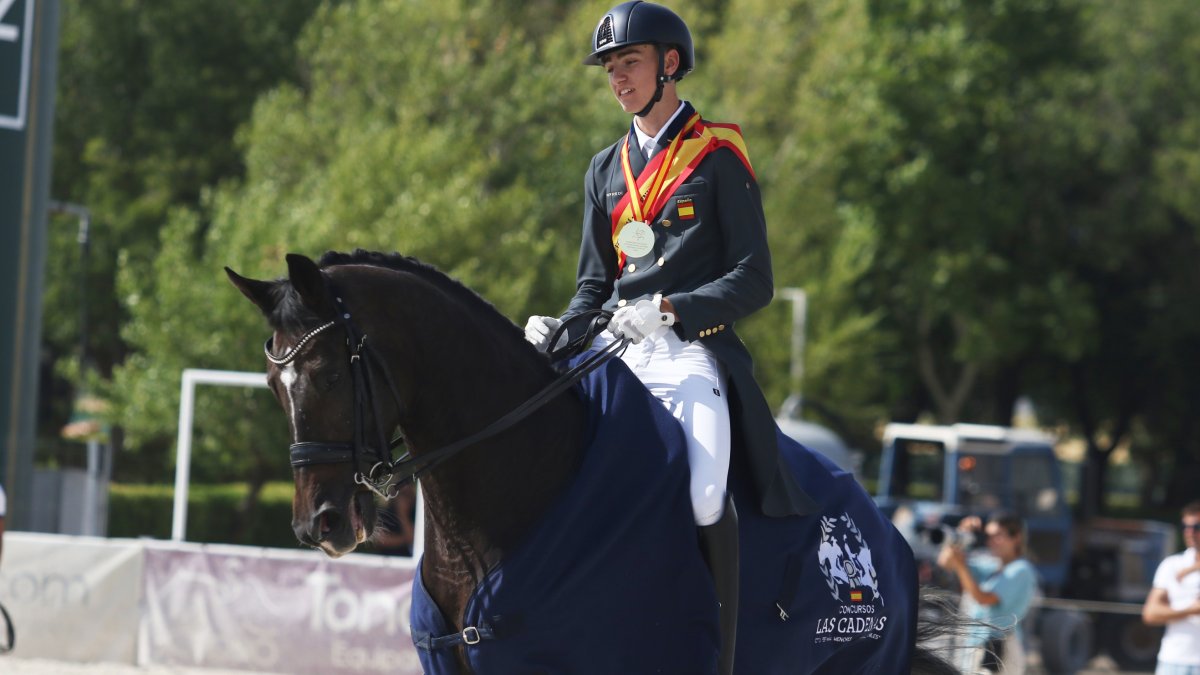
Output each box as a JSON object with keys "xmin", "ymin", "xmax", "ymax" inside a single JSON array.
[
  {"xmin": 285, "ymin": 253, "xmax": 333, "ymax": 314},
  {"xmin": 226, "ymin": 267, "xmax": 278, "ymax": 316}
]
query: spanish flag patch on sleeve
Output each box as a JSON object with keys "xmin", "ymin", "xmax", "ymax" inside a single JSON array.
[{"xmin": 677, "ymin": 197, "xmax": 695, "ymax": 220}]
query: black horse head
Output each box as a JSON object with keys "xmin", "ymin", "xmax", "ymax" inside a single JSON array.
[
  {"xmin": 227, "ymin": 253, "xmax": 381, "ymax": 557},
  {"xmin": 227, "ymin": 251, "xmax": 586, "ymax": 567}
]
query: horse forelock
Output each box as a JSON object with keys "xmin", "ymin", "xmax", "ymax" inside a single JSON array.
[{"xmin": 267, "ymin": 280, "xmax": 324, "ymax": 335}]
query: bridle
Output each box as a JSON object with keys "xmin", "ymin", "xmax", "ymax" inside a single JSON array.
[{"xmin": 265, "ymin": 282, "xmax": 625, "ymax": 499}]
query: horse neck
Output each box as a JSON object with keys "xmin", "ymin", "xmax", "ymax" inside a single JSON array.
[{"xmin": 359, "ymin": 273, "xmax": 587, "ymax": 614}]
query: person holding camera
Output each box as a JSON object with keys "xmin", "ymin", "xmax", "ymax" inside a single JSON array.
[{"xmin": 938, "ymin": 511, "xmax": 1038, "ymax": 674}]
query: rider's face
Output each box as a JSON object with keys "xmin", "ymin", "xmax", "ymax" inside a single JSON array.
[{"xmin": 603, "ymin": 44, "xmax": 676, "ymax": 114}]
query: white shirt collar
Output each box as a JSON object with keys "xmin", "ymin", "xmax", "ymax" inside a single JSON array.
[{"xmin": 633, "ymin": 100, "xmax": 686, "ymax": 159}]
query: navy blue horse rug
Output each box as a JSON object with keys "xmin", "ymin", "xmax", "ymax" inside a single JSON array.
[{"xmin": 410, "ymin": 356, "xmax": 917, "ymax": 674}]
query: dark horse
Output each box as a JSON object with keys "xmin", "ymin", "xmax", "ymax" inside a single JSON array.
[{"xmin": 227, "ymin": 251, "xmax": 960, "ymax": 675}]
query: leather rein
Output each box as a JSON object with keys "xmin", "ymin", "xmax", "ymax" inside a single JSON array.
[{"xmin": 265, "ymin": 285, "xmax": 623, "ymax": 499}]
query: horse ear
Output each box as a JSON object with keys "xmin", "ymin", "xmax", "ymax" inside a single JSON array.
[
  {"xmin": 285, "ymin": 253, "xmax": 332, "ymax": 313},
  {"xmin": 225, "ymin": 267, "xmax": 278, "ymax": 316}
]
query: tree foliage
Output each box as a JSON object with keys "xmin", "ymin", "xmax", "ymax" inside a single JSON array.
[
  {"xmin": 45, "ymin": 0, "xmax": 1200, "ymax": 517},
  {"xmin": 48, "ymin": 0, "xmax": 323, "ymax": 487}
]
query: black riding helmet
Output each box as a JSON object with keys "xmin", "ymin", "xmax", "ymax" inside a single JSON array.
[{"xmin": 584, "ymin": 1, "xmax": 694, "ymax": 117}]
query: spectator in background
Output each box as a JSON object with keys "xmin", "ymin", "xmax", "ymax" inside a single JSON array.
[
  {"xmin": 938, "ymin": 511, "xmax": 1038, "ymax": 674},
  {"xmin": 1142, "ymin": 500, "xmax": 1200, "ymax": 675}
]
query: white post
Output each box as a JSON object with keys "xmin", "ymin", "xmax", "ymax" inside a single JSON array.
[
  {"xmin": 171, "ymin": 372, "xmax": 197, "ymax": 542},
  {"xmin": 84, "ymin": 439, "xmax": 99, "ymax": 536},
  {"xmin": 172, "ymin": 369, "xmax": 269, "ymax": 541},
  {"xmin": 780, "ymin": 288, "xmax": 808, "ymax": 418}
]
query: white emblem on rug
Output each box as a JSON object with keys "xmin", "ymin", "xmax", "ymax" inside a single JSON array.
[{"xmin": 813, "ymin": 512, "xmax": 888, "ymax": 645}]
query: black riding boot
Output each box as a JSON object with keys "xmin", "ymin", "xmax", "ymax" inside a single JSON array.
[{"xmin": 698, "ymin": 494, "xmax": 739, "ymax": 675}]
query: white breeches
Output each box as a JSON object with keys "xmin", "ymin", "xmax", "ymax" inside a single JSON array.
[{"xmin": 594, "ymin": 327, "xmax": 730, "ymax": 526}]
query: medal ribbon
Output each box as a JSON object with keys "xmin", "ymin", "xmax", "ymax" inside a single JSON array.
[
  {"xmin": 619, "ymin": 113, "xmax": 700, "ymax": 225},
  {"xmin": 610, "ymin": 114, "xmax": 754, "ymax": 272}
]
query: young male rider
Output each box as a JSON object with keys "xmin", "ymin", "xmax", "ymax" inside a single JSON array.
[{"xmin": 524, "ymin": 3, "xmax": 817, "ymax": 673}]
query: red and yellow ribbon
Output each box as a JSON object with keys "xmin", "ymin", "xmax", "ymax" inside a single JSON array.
[{"xmin": 610, "ymin": 115, "xmax": 755, "ymax": 271}]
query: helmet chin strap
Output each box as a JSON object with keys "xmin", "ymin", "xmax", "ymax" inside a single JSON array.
[{"xmin": 635, "ymin": 47, "xmax": 669, "ymax": 118}]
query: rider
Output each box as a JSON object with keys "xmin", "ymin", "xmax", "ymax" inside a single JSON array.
[{"xmin": 524, "ymin": 3, "xmax": 817, "ymax": 672}]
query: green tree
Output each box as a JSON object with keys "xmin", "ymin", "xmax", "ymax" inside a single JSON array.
[
  {"xmin": 825, "ymin": 0, "xmax": 1200, "ymax": 516},
  {"xmin": 107, "ymin": 0, "xmax": 628, "ymax": 517},
  {"xmin": 841, "ymin": 0, "xmax": 1099, "ymax": 425},
  {"xmin": 699, "ymin": 0, "xmax": 897, "ymax": 449},
  {"xmin": 54, "ymin": 0, "xmax": 1200, "ymax": 538},
  {"xmin": 1027, "ymin": 0, "xmax": 1200, "ymax": 515},
  {"xmin": 47, "ymin": 0, "xmax": 323, "ymax": 488}
]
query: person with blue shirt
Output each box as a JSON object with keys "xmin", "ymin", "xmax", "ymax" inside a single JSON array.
[{"xmin": 938, "ymin": 511, "xmax": 1038, "ymax": 674}]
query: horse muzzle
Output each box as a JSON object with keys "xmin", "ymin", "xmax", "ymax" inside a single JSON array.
[{"xmin": 294, "ymin": 492, "xmax": 374, "ymax": 557}]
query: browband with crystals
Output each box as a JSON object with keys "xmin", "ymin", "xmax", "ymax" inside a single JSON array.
[{"xmin": 264, "ymin": 321, "xmax": 336, "ymax": 365}]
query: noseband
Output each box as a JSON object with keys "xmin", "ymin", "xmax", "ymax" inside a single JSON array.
[{"xmin": 267, "ymin": 279, "xmax": 625, "ymax": 499}]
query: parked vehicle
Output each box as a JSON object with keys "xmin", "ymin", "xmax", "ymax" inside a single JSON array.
[{"xmin": 875, "ymin": 423, "xmax": 1174, "ymax": 673}]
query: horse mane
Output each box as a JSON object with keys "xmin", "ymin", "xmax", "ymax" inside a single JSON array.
[{"xmin": 314, "ymin": 249, "xmax": 526, "ymax": 342}]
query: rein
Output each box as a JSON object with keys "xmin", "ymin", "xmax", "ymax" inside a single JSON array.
[{"xmin": 267, "ymin": 286, "xmax": 625, "ymax": 499}]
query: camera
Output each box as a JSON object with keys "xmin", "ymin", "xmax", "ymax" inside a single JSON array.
[{"xmin": 917, "ymin": 523, "xmax": 981, "ymax": 549}]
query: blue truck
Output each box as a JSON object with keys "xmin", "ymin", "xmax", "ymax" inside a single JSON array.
[{"xmin": 874, "ymin": 423, "xmax": 1176, "ymax": 673}]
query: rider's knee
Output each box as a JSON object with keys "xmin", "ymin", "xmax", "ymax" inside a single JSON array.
[{"xmin": 692, "ymin": 484, "xmax": 725, "ymax": 526}]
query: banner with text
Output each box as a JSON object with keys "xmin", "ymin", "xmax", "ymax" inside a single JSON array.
[{"xmin": 139, "ymin": 543, "xmax": 421, "ymax": 674}]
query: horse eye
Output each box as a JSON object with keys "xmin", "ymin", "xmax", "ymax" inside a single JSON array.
[{"xmin": 323, "ymin": 372, "xmax": 341, "ymax": 392}]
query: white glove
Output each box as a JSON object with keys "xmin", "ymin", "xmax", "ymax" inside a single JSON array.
[
  {"xmin": 524, "ymin": 315, "xmax": 563, "ymax": 352},
  {"xmin": 607, "ymin": 296, "xmax": 675, "ymax": 344}
]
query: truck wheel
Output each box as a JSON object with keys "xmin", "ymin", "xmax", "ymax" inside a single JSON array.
[
  {"xmin": 1101, "ymin": 614, "xmax": 1162, "ymax": 671},
  {"xmin": 1038, "ymin": 608, "xmax": 1093, "ymax": 675}
]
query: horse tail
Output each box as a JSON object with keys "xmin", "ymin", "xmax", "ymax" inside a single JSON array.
[
  {"xmin": 911, "ymin": 645, "xmax": 961, "ymax": 675},
  {"xmin": 910, "ymin": 590, "xmax": 971, "ymax": 675}
]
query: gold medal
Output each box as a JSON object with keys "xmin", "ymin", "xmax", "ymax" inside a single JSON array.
[{"xmin": 616, "ymin": 220, "xmax": 655, "ymax": 258}]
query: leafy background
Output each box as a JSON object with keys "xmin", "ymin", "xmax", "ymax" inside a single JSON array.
[{"xmin": 41, "ymin": 0, "xmax": 1200, "ymax": 536}]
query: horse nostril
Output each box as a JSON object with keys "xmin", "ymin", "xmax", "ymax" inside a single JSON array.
[{"xmin": 311, "ymin": 507, "xmax": 341, "ymax": 543}]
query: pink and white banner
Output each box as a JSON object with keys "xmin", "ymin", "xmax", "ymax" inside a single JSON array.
[
  {"xmin": 1, "ymin": 533, "xmax": 424, "ymax": 672},
  {"xmin": 139, "ymin": 544, "xmax": 422, "ymax": 674}
]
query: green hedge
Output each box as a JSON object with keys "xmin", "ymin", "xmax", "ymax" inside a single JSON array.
[{"xmin": 108, "ymin": 481, "xmax": 301, "ymax": 549}]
